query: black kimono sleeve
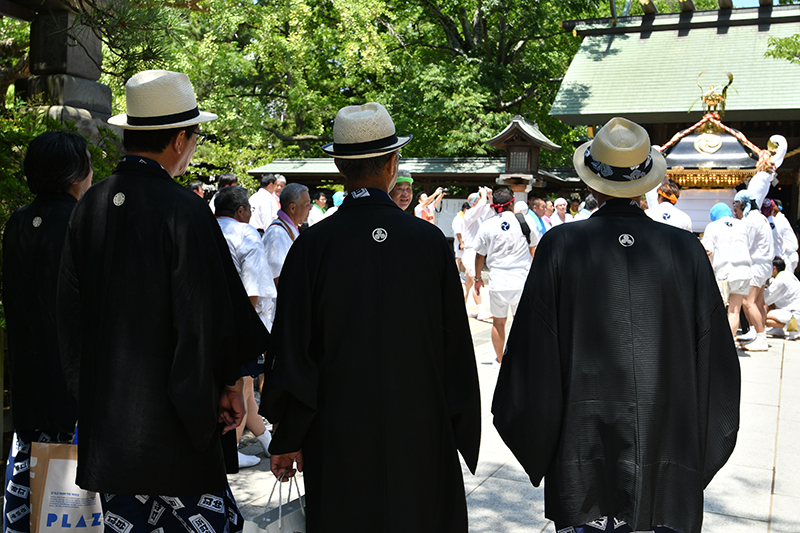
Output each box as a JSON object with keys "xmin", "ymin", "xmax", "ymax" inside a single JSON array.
[
  {"xmin": 260, "ymin": 240, "xmax": 319, "ymax": 454},
  {"xmin": 492, "ymin": 238, "xmax": 564, "ymax": 486},
  {"xmin": 692, "ymin": 249, "xmax": 741, "ymax": 487}
]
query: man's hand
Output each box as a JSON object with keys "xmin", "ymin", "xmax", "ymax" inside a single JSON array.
[
  {"xmin": 218, "ymin": 378, "xmax": 245, "ymax": 434},
  {"xmin": 475, "ymin": 278, "xmax": 484, "ymax": 296},
  {"xmin": 271, "ymin": 450, "xmax": 304, "ymax": 480}
]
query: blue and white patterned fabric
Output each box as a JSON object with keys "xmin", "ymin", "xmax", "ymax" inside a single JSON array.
[
  {"xmin": 555, "ymin": 516, "xmax": 677, "ymax": 533},
  {"xmin": 4, "ymin": 430, "xmax": 75, "ymax": 533},
  {"xmin": 99, "ymin": 490, "xmax": 244, "ymax": 533}
]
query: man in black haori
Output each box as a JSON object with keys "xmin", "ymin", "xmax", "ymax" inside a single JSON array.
[
  {"xmin": 493, "ymin": 117, "xmax": 741, "ymax": 533},
  {"xmin": 261, "ymin": 102, "xmax": 481, "ymax": 533},
  {"xmin": 58, "ymin": 70, "xmax": 268, "ymax": 533},
  {"xmin": 3, "ymin": 131, "xmax": 93, "ymax": 533}
]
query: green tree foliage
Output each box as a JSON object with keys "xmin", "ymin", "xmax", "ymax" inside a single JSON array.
[
  {"xmin": 766, "ymin": 34, "xmax": 800, "ymax": 65},
  {"xmin": 0, "ymin": 17, "xmax": 30, "ymax": 113},
  {"xmin": 131, "ymin": 0, "xmax": 604, "ymax": 175}
]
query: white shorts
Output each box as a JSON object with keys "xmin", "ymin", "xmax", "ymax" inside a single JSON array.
[
  {"xmin": 489, "ymin": 289, "xmax": 522, "ymax": 318},
  {"xmin": 771, "ymin": 308, "xmax": 800, "ymax": 326},
  {"xmin": 727, "ymin": 278, "xmax": 750, "ymax": 296},
  {"xmin": 463, "ymin": 248, "xmax": 477, "ymax": 277},
  {"xmin": 454, "ymin": 242, "xmax": 464, "ymax": 259},
  {"xmin": 750, "ymin": 263, "xmax": 771, "ymax": 288}
]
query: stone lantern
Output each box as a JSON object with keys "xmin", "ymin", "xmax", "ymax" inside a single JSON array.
[
  {"xmin": 5, "ymin": 0, "xmax": 112, "ymax": 142},
  {"xmin": 486, "ymin": 115, "xmax": 561, "ymax": 192}
]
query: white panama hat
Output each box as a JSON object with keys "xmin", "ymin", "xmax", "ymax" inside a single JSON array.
[
  {"xmin": 321, "ymin": 102, "xmax": 412, "ymax": 159},
  {"xmin": 108, "ymin": 70, "xmax": 217, "ymax": 130},
  {"xmin": 573, "ymin": 117, "xmax": 666, "ymax": 198}
]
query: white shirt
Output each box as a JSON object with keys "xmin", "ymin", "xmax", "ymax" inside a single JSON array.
[
  {"xmin": 451, "ymin": 212, "xmax": 465, "ymax": 253},
  {"xmin": 524, "ymin": 211, "xmax": 547, "ymax": 239},
  {"xmin": 772, "ymin": 212, "xmax": 799, "ymax": 260},
  {"xmin": 550, "ymin": 211, "xmax": 572, "ymax": 227},
  {"xmin": 646, "ymin": 201, "xmax": 693, "ymax": 232},
  {"xmin": 462, "ymin": 196, "xmax": 493, "ymax": 248},
  {"xmin": 765, "ymin": 270, "xmax": 800, "ymax": 311},
  {"xmin": 473, "ymin": 211, "xmax": 536, "ymax": 291},
  {"xmin": 249, "ymin": 188, "xmax": 278, "ymax": 230},
  {"xmin": 262, "ymin": 215, "xmax": 299, "ymax": 281},
  {"xmin": 743, "ymin": 210, "xmax": 775, "ymax": 268},
  {"xmin": 217, "ymin": 217, "xmax": 277, "ymax": 325},
  {"xmin": 572, "ymin": 208, "xmax": 596, "ymax": 222},
  {"xmin": 702, "ymin": 217, "xmax": 751, "ymax": 282},
  {"xmin": 308, "ymin": 204, "xmax": 327, "ymax": 226},
  {"xmin": 262, "ymin": 213, "xmax": 300, "ymax": 331}
]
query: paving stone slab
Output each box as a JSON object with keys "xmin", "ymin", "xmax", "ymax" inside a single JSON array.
[
  {"xmin": 738, "ymin": 402, "xmax": 779, "ymax": 434},
  {"xmin": 778, "ymin": 398, "xmax": 800, "ymax": 422},
  {"xmin": 769, "ymin": 494, "xmax": 800, "ymax": 533},
  {"xmin": 775, "ymin": 418, "xmax": 800, "ymax": 455},
  {"xmin": 701, "ymin": 511, "xmax": 769, "ymax": 533},
  {"xmin": 738, "ymin": 362, "xmax": 782, "ymax": 386},
  {"xmin": 461, "ymin": 451, "xmax": 515, "ymax": 495},
  {"xmin": 727, "ymin": 429, "xmax": 775, "ymax": 470},
  {"xmin": 740, "ymin": 380, "xmax": 781, "ymax": 407},
  {"xmin": 774, "ymin": 450, "xmax": 800, "ymax": 497},
  {"xmin": 492, "ymin": 456, "xmax": 534, "ymax": 484},
  {"xmin": 704, "ymin": 462, "xmax": 773, "ymax": 522},
  {"xmin": 467, "ymin": 476, "xmax": 550, "ymax": 533}
]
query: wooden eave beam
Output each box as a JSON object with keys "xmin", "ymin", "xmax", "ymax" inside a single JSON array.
[
  {"xmin": 680, "ymin": 0, "xmax": 696, "ymax": 12},
  {"xmin": 0, "ymin": 0, "xmax": 34, "ymax": 20},
  {"xmin": 718, "ymin": 0, "xmax": 733, "ymax": 8},
  {"xmin": 639, "ymin": 0, "xmax": 658, "ymax": 15}
]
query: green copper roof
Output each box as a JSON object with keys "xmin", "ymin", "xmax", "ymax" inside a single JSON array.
[
  {"xmin": 248, "ymin": 157, "xmax": 509, "ymax": 177},
  {"xmin": 487, "ymin": 115, "xmax": 562, "ymax": 151},
  {"xmin": 248, "ymin": 158, "xmax": 580, "ymax": 185},
  {"xmin": 551, "ymin": 5, "xmax": 800, "ymax": 126}
]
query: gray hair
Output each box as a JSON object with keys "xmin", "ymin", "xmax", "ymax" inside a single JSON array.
[
  {"xmin": 280, "ymin": 182, "xmax": 309, "ymax": 211},
  {"xmin": 215, "ymin": 186, "xmax": 250, "ymax": 217},
  {"xmin": 275, "ymin": 174, "xmax": 287, "ymax": 184}
]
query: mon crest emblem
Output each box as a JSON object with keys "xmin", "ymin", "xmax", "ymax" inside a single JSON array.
[
  {"xmin": 619, "ymin": 234, "xmax": 634, "ymax": 247},
  {"xmin": 372, "ymin": 228, "xmax": 388, "ymax": 242}
]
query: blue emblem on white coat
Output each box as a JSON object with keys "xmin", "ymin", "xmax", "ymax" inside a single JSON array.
[
  {"xmin": 500, "ymin": 221, "xmax": 510, "ymax": 231},
  {"xmin": 372, "ymin": 228, "xmax": 388, "ymax": 242},
  {"xmin": 661, "ymin": 212, "xmax": 671, "ymax": 220},
  {"xmin": 619, "ymin": 234, "xmax": 634, "ymax": 247}
]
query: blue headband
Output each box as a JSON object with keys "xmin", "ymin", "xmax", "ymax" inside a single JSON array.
[{"xmin": 710, "ymin": 202, "xmax": 732, "ymax": 221}]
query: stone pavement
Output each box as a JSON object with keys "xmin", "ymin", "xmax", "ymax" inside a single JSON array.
[{"xmin": 229, "ymin": 318, "xmax": 800, "ymax": 533}]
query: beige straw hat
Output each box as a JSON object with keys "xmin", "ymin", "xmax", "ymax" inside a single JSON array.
[
  {"xmin": 108, "ymin": 70, "xmax": 217, "ymax": 130},
  {"xmin": 573, "ymin": 117, "xmax": 666, "ymax": 197},
  {"xmin": 321, "ymin": 103, "xmax": 411, "ymax": 159}
]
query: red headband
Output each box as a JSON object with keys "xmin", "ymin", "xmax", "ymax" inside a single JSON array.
[{"xmin": 491, "ymin": 199, "xmax": 514, "ymax": 213}]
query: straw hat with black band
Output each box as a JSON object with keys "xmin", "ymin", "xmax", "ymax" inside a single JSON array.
[
  {"xmin": 573, "ymin": 117, "xmax": 666, "ymax": 198},
  {"xmin": 108, "ymin": 70, "xmax": 217, "ymax": 130},
  {"xmin": 321, "ymin": 103, "xmax": 411, "ymax": 159}
]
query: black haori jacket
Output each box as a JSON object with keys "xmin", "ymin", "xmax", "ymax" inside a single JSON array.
[
  {"xmin": 261, "ymin": 190, "xmax": 481, "ymax": 533},
  {"xmin": 58, "ymin": 160, "xmax": 268, "ymax": 495},
  {"xmin": 4, "ymin": 193, "xmax": 78, "ymax": 433},
  {"xmin": 493, "ymin": 199, "xmax": 741, "ymax": 533}
]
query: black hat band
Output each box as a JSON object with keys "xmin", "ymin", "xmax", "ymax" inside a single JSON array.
[
  {"xmin": 333, "ymin": 134, "xmax": 398, "ymax": 154},
  {"xmin": 584, "ymin": 147, "xmax": 653, "ymax": 182},
  {"xmin": 127, "ymin": 107, "xmax": 200, "ymax": 126}
]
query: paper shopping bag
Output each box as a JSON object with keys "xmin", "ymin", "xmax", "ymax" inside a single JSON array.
[
  {"xmin": 29, "ymin": 442, "xmax": 103, "ymax": 533},
  {"xmin": 243, "ymin": 474, "xmax": 305, "ymax": 533}
]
